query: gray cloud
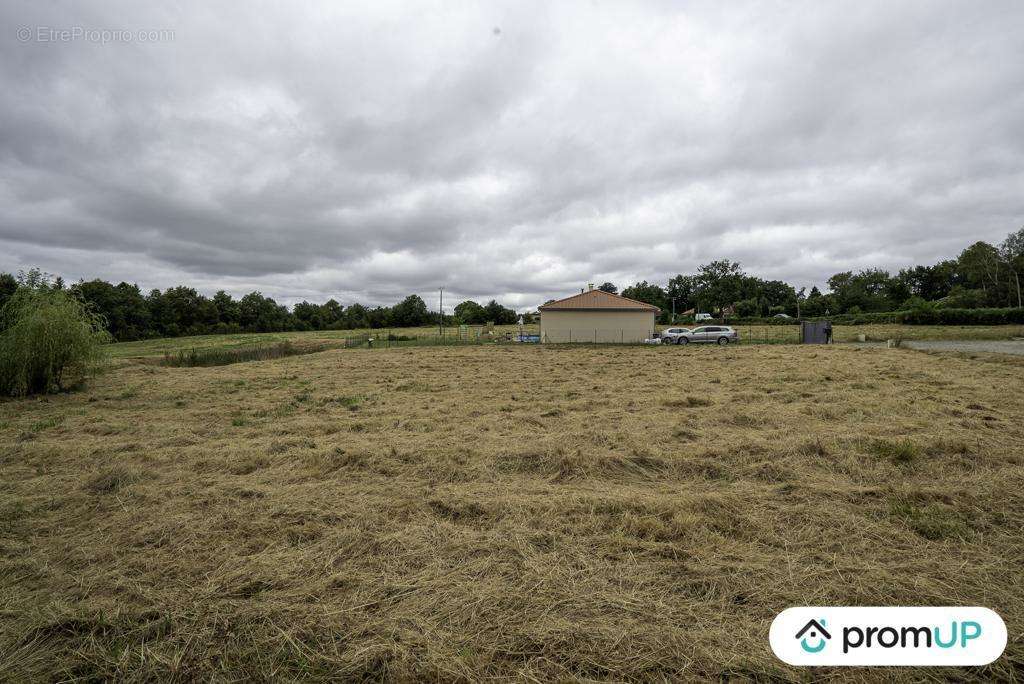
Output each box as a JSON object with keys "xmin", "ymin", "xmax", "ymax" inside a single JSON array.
[{"xmin": 1, "ymin": 0, "xmax": 1021, "ymax": 309}]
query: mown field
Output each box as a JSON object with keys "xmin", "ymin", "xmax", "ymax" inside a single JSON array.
[
  {"xmin": 106, "ymin": 323, "xmax": 1024, "ymax": 359},
  {"xmin": 2, "ymin": 343, "xmax": 1023, "ymax": 680}
]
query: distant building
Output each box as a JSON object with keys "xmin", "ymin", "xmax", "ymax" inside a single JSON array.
[{"xmin": 538, "ymin": 287, "xmax": 660, "ymax": 343}]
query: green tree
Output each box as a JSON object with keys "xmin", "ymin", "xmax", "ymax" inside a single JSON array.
[
  {"xmin": 239, "ymin": 292, "xmax": 293, "ymax": 332},
  {"xmin": 666, "ymin": 274, "xmax": 697, "ymax": 315},
  {"xmin": 0, "ymin": 271, "xmax": 109, "ymax": 396},
  {"xmin": 70, "ymin": 278, "xmax": 151, "ymax": 339},
  {"xmin": 454, "ymin": 300, "xmax": 487, "ymax": 324},
  {"xmin": 293, "ymin": 301, "xmax": 324, "ymax": 330},
  {"xmin": 941, "ymin": 285, "xmax": 987, "ymax": 309},
  {"xmin": 884, "ymin": 277, "xmax": 912, "ymax": 309},
  {"xmin": 621, "ymin": 281, "xmax": 667, "ymax": 310},
  {"xmin": 597, "ymin": 282, "xmax": 617, "ymax": 294},
  {"xmin": 343, "ymin": 303, "xmax": 369, "ymax": 329},
  {"xmin": 146, "ymin": 289, "xmax": 174, "ymax": 336},
  {"xmin": 484, "ymin": 300, "xmax": 518, "ymax": 325},
  {"xmin": 754, "ymin": 279, "xmax": 797, "ymax": 315},
  {"xmin": 1000, "ymin": 227, "xmax": 1024, "ymax": 308},
  {"xmin": 957, "ymin": 241, "xmax": 1005, "ymax": 306},
  {"xmin": 213, "ymin": 291, "xmax": 240, "ymax": 327},
  {"xmin": 621, "ymin": 281, "xmax": 667, "ymax": 322},
  {"xmin": 366, "ymin": 306, "xmax": 390, "ymax": 328},
  {"xmin": 827, "ymin": 269, "xmax": 893, "ymax": 313},
  {"xmin": 0, "ymin": 273, "xmax": 17, "ymax": 314},
  {"xmin": 390, "ymin": 295, "xmax": 430, "ymax": 327},
  {"xmin": 70, "ymin": 279, "xmax": 151, "ymax": 341},
  {"xmin": 160, "ymin": 286, "xmax": 218, "ymax": 334},
  {"xmin": 897, "ymin": 261, "xmax": 959, "ymax": 302},
  {"xmin": 695, "ymin": 260, "xmax": 745, "ymax": 313},
  {"xmin": 733, "ymin": 298, "xmax": 760, "ymax": 317},
  {"xmin": 321, "ymin": 299, "xmax": 344, "ymax": 327}
]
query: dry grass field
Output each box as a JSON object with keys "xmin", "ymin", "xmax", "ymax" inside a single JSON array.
[{"xmin": 2, "ymin": 343, "xmax": 1023, "ymax": 680}]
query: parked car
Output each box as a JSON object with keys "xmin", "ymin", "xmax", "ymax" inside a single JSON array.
[
  {"xmin": 694, "ymin": 313, "xmax": 713, "ymax": 322},
  {"xmin": 676, "ymin": 325, "xmax": 739, "ymax": 345},
  {"xmin": 773, "ymin": 313, "xmax": 792, "ymax": 319},
  {"xmin": 660, "ymin": 327, "xmax": 692, "ymax": 344}
]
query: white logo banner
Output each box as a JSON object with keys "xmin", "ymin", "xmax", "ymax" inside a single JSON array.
[{"xmin": 770, "ymin": 607, "xmax": 1006, "ymax": 666}]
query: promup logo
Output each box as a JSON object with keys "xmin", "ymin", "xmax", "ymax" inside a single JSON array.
[
  {"xmin": 795, "ymin": 619, "xmax": 830, "ymax": 653},
  {"xmin": 770, "ymin": 607, "xmax": 1006, "ymax": 666}
]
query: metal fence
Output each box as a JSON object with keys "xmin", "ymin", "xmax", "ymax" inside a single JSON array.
[
  {"xmin": 337, "ymin": 328, "xmax": 541, "ymax": 349},
  {"xmin": 333, "ymin": 325, "xmax": 806, "ymax": 348},
  {"xmin": 541, "ymin": 329, "xmax": 656, "ymax": 344},
  {"xmin": 538, "ymin": 326, "xmax": 804, "ymax": 345},
  {"xmin": 732, "ymin": 325, "xmax": 803, "ymax": 345}
]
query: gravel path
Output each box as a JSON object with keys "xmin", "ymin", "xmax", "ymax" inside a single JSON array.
[
  {"xmin": 903, "ymin": 340, "xmax": 1024, "ymax": 356},
  {"xmin": 845, "ymin": 339, "xmax": 1024, "ymax": 356}
]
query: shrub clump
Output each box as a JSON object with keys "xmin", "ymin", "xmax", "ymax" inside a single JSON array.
[
  {"xmin": 890, "ymin": 498, "xmax": 969, "ymax": 541},
  {"xmin": 160, "ymin": 341, "xmax": 324, "ymax": 367},
  {"xmin": 872, "ymin": 439, "xmax": 921, "ymax": 466},
  {"xmin": 0, "ymin": 270, "xmax": 109, "ymax": 397}
]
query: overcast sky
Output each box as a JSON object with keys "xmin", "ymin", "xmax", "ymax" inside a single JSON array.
[{"xmin": 2, "ymin": 1, "xmax": 1022, "ymax": 310}]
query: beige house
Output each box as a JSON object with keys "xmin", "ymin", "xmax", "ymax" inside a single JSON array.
[{"xmin": 539, "ymin": 288, "xmax": 660, "ymax": 343}]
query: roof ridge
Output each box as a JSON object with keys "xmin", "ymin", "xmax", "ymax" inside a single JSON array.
[{"xmin": 539, "ymin": 289, "xmax": 660, "ymax": 312}]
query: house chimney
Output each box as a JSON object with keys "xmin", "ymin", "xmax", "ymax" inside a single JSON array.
[{"xmin": 588, "ymin": 283, "xmax": 594, "ymax": 291}]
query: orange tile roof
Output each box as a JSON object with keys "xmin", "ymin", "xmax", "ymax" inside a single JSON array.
[{"xmin": 539, "ymin": 289, "xmax": 661, "ymax": 312}]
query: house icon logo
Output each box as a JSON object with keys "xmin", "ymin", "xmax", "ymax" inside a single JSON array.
[{"xmin": 795, "ymin": 618, "xmax": 831, "ymax": 653}]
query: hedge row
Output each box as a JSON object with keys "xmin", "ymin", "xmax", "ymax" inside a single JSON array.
[
  {"xmin": 822, "ymin": 308, "xmax": 1024, "ymax": 326},
  {"xmin": 727, "ymin": 317, "xmax": 801, "ymax": 326},
  {"xmin": 894, "ymin": 307, "xmax": 1024, "ymax": 325},
  {"xmin": 826, "ymin": 312, "xmax": 902, "ymax": 325},
  {"xmin": 728, "ymin": 314, "xmax": 892, "ymax": 325},
  {"xmin": 727, "ymin": 308, "xmax": 1024, "ymax": 326}
]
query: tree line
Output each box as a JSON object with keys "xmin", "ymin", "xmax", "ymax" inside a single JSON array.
[
  {"xmin": 0, "ymin": 227, "xmax": 1020, "ymax": 340},
  {"xmin": 596, "ymin": 228, "xmax": 1023, "ymax": 323},
  {"xmin": 0, "ymin": 272, "xmax": 520, "ymax": 342}
]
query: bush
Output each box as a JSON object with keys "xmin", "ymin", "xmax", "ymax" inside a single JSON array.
[
  {"xmin": 819, "ymin": 307, "xmax": 1024, "ymax": 325},
  {"xmin": 897, "ymin": 307, "xmax": 1024, "ymax": 325},
  {"xmin": 900, "ymin": 296, "xmax": 931, "ymax": 311},
  {"xmin": 828, "ymin": 311, "xmax": 902, "ymax": 325},
  {"xmin": 939, "ymin": 286, "xmax": 987, "ymax": 309},
  {"xmin": 726, "ymin": 307, "xmax": 1024, "ymax": 326},
  {"xmin": 0, "ymin": 276, "xmax": 109, "ymax": 396},
  {"xmin": 726, "ymin": 317, "xmax": 799, "ymax": 326},
  {"xmin": 159, "ymin": 341, "xmax": 335, "ymax": 367}
]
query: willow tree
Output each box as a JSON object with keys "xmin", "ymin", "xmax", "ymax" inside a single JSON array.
[{"xmin": 0, "ymin": 270, "xmax": 109, "ymax": 397}]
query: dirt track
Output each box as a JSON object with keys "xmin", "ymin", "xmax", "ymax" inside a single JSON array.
[{"xmin": 904, "ymin": 340, "xmax": 1024, "ymax": 356}]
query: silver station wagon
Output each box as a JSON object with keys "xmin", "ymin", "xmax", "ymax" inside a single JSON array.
[{"xmin": 676, "ymin": 325, "xmax": 739, "ymax": 345}]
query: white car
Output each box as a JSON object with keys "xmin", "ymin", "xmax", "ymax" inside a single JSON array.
[
  {"xmin": 694, "ymin": 313, "xmax": 713, "ymax": 322},
  {"xmin": 660, "ymin": 327, "xmax": 692, "ymax": 344}
]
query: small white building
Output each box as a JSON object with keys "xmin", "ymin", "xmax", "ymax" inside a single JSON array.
[{"xmin": 539, "ymin": 288, "xmax": 660, "ymax": 343}]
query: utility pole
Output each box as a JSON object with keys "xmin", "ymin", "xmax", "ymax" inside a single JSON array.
[
  {"xmin": 438, "ymin": 287, "xmax": 443, "ymax": 338},
  {"xmin": 671, "ymin": 298, "xmax": 676, "ymax": 324}
]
